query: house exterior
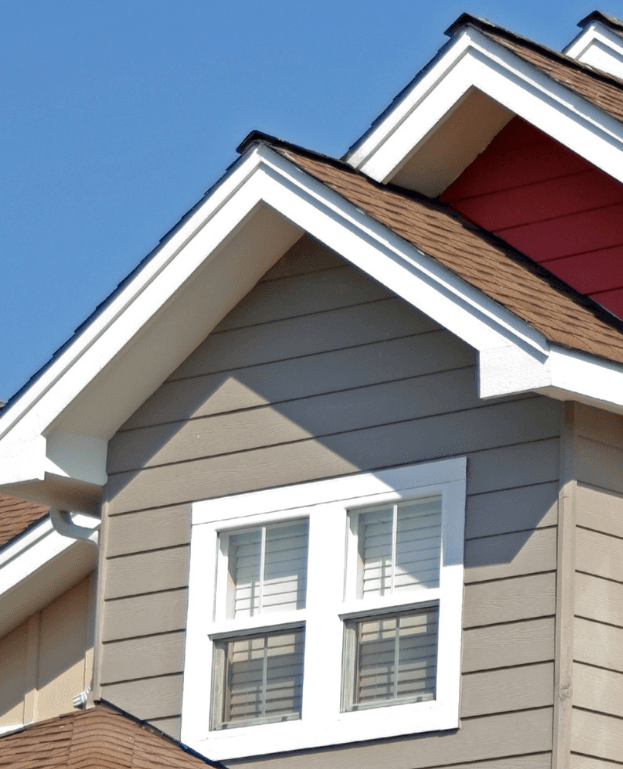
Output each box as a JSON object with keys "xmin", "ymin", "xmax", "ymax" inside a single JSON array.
[{"xmin": 3, "ymin": 9, "xmax": 623, "ymax": 768}]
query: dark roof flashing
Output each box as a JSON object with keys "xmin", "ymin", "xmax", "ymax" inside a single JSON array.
[
  {"xmin": 577, "ymin": 10, "xmax": 623, "ymax": 33},
  {"xmin": 444, "ymin": 13, "xmax": 491, "ymax": 37}
]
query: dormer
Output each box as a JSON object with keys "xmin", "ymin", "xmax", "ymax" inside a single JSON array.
[{"xmin": 565, "ymin": 11, "xmax": 623, "ymax": 79}]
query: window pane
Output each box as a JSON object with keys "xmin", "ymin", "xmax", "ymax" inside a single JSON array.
[
  {"xmin": 346, "ymin": 606, "xmax": 438, "ymax": 710},
  {"xmin": 229, "ymin": 520, "xmax": 308, "ymax": 618},
  {"xmin": 395, "ymin": 498, "xmax": 441, "ymax": 592},
  {"xmin": 263, "ymin": 522, "xmax": 308, "ymax": 614},
  {"xmin": 360, "ymin": 506, "xmax": 393, "ymax": 597},
  {"xmin": 217, "ymin": 628, "xmax": 305, "ymax": 728},
  {"xmin": 358, "ymin": 497, "xmax": 441, "ymax": 599}
]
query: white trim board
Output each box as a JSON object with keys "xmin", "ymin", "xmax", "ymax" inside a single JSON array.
[
  {"xmin": 346, "ymin": 26, "xmax": 623, "ymax": 193},
  {"xmin": 565, "ymin": 21, "xmax": 623, "ymax": 80},
  {"xmin": 183, "ymin": 459, "xmax": 466, "ymax": 760},
  {"xmin": 4, "ymin": 136, "xmax": 623, "ymax": 504}
]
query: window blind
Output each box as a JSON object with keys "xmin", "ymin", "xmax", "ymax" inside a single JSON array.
[
  {"xmin": 229, "ymin": 521, "xmax": 309, "ymax": 617},
  {"xmin": 219, "ymin": 628, "xmax": 305, "ymax": 727},
  {"xmin": 360, "ymin": 497, "xmax": 441, "ymax": 598},
  {"xmin": 348, "ymin": 606, "xmax": 438, "ymax": 709}
]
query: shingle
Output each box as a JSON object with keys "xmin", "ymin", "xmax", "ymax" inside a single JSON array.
[
  {"xmin": 271, "ymin": 143, "xmax": 623, "ymax": 368},
  {"xmin": 0, "ymin": 496, "xmax": 48, "ymax": 549},
  {"xmin": 0, "ymin": 705, "xmax": 217, "ymax": 769}
]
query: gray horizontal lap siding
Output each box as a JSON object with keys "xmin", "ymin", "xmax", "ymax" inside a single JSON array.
[
  {"xmin": 572, "ymin": 407, "xmax": 623, "ymax": 766},
  {"xmin": 100, "ymin": 236, "xmax": 560, "ymax": 766}
]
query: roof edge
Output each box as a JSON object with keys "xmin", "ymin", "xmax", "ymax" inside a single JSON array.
[{"xmin": 578, "ymin": 10, "xmax": 623, "ymax": 33}]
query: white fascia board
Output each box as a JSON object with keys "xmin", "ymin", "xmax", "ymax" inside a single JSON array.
[
  {"xmin": 349, "ymin": 28, "xmax": 623, "ymax": 187},
  {"xmin": 256, "ymin": 146, "xmax": 549, "ymax": 367},
  {"xmin": 565, "ymin": 23, "xmax": 623, "ymax": 80},
  {"xmin": 0, "ymin": 140, "xmax": 551, "ymax": 493},
  {"xmin": 538, "ymin": 345, "xmax": 623, "ymax": 414},
  {"xmin": 0, "ymin": 513, "xmax": 98, "ymax": 596}
]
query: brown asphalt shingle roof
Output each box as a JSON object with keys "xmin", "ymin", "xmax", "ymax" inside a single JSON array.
[
  {"xmin": 0, "ymin": 495, "xmax": 47, "ymax": 549},
  {"xmin": 243, "ymin": 138, "xmax": 623, "ymax": 366},
  {"xmin": 448, "ymin": 15, "xmax": 623, "ymax": 125},
  {"xmin": 0, "ymin": 703, "xmax": 218, "ymax": 769}
]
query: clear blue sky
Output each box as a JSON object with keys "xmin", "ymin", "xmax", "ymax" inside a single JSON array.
[{"xmin": 0, "ymin": 0, "xmax": 618, "ymax": 402}]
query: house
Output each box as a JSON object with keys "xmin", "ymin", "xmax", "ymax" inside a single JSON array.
[{"xmin": 3, "ymin": 7, "xmax": 623, "ymax": 768}]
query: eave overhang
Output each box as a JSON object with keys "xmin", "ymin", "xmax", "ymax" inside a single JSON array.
[
  {"xmin": 346, "ymin": 24, "xmax": 623, "ymax": 195},
  {"xmin": 3, "ymin": 142, "xmax": 623, "ymax": 508}
]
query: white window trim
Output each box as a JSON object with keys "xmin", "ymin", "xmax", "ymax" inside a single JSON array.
[{"xmin": 182, "ymin": 458, "xmax": 466, "ymax": 761}]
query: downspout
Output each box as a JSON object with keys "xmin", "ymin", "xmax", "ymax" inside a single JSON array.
[
  {"xmin": 49, "ymin": 508, "xmax": 99, "ymax": 548},
  {"xmin": 49, "ymin": 508, "xmax": 100, "ymax": 706}
]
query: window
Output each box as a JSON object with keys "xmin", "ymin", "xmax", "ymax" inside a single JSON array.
[{"xmin": 183, "ymin": 458, "xmax": 466, "ymax": 760}]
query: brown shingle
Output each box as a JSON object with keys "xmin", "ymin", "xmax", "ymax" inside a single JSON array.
[
  {"xmin": 268, "ymin": 142, "xmax": 623, "ymax": 367},
  {"xmin": 0, "ymin": 496, "xmax": 48, "ymax": 549},
  {"xmin": 447, "ymin": 15, "xmax": 623, "ymax": 125},
  {"xmin": 0, "ymin": 704, "xmax": 218, "ymax": 769}
]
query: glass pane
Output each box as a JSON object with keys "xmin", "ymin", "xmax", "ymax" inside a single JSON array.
[
  {"xmin": 231, "ymin": 529, "xmax": 262, "ymax": 618},
  {"xmin": 230, "ymin": 521, "xmax": 308, "ymax": 618},
  {"xmin": 348, "ymin": 606, "xmax": 438, "ymax": 710},
  {"xmin": 360, "ymin": 507, "xmax": 393, "ymax": 597},
  {"xmin": 219, "ymin": 628, "xmax": 304, "ymax": 728},
  {"xmin": 395, "ymin": 498, "xmax": 441, "ymax": 593},
  {"xmin": 263, "ymin": 521, "xmax": 308, "ymax": 613}
]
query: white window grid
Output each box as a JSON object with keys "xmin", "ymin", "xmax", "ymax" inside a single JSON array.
[{"xmin": 183, "ymin": 458, "xmax": 466, "ymax": 761}]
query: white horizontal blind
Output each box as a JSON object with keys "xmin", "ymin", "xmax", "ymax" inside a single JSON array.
[
  {"xmin": 221, "ymin": 629, "xmax": 305, "ymax": 726},
  {"xmin": 360, "ymin": 497, "xmax": 441, "ymax": 598},
  {"xmin": 353, "ymin": 606, "xmax": 438, "ymax": 708},
  {"xmin": 230, "ymin": 520, "xmax": 308, "ymax": 618}
]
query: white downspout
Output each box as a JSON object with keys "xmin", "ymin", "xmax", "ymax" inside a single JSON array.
[
  {"xmin": 49, "ymin": 508, "xmax": 99, "ymax": 548},
  {"xmin": 49, "ymin": 508, "xmax": 100, "ymax": 706}
]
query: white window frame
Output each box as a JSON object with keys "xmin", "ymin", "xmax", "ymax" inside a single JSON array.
[{"xmin": 182, "ymin": 458, "xmax": 466, "ymax": 761}]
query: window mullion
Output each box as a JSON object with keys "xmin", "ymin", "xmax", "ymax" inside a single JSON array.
[
  {"xmin": 393, "ymin": 616, "xmax": 400, "ymax": 701},
  {"xmin": 391, "ymin": 504, "xmax": 398, "ymax": 594},
  {"xmin": 259, "ymin": 525, "xmax": 267, "ymax": 614}
]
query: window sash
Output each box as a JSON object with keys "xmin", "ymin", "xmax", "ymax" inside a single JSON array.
[
  {"xmin": 357, "ymin": 496, "xmax": 441, "ymax": 599},
  {"xmin": 212, "ymin": 628, "xmax": 305, "ymax": 729},
  {"xmin": 342, "ymin": 605, "xmax": 438, "ymax": 712},
  {"xmin": 227, "ymin": 520, "xmax": 309, "ymax": 618}
]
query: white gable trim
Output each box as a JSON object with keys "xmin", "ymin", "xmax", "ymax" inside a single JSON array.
[
  {"xmin": 347, "ymin": 27, "xmax": 623, "ymax": 190},
  {"xmin": 565, "ymin": 22, "xmax": 623, "ymax": 80},
  {"xmin": 4, "ymin": 141, "xmax": 623, "ymax": 501}
]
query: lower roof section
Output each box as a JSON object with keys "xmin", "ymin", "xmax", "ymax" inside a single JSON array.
[{"xmin": 0, "ymin": 701, "xmax": 221, "ymax": 768}]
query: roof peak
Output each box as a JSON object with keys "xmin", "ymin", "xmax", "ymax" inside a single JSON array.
[{"xmin": 578, "ymin": 10, "xmax": 623, "ymax": 33}]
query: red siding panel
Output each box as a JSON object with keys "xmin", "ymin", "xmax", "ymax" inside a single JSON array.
[{"xmin": 441, "ymin": 117, "xmax": 623, "ymax": 320}]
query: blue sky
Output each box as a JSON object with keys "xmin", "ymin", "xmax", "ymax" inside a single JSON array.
[{"xmin": 0, "ymin": 0, "xmax": 619, "ymax": 402}]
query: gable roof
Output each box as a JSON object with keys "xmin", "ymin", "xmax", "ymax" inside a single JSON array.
[
  {"xmin": 0, "ymin": 495, "xmax": 47, "ymax": 549},
  {"xmin": 246, "ymin": 135, "xmax": 623, "ymax": 367},
  {"xmin": 0, "ymin": 702, "xmax": 220, "ymax": 769},
  {"xmin": 6, "ymin": 11, "xmax": 623, "ymax": 510}
]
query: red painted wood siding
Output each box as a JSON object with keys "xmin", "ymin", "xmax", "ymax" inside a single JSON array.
[{"xmin": 441, "ymin": 117, "xmax": 623, "ymax": 319}]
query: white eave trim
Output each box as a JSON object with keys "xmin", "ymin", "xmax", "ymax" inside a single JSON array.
[
  {"xmin": 0, "ymin": 513, "xmax": 99, "ymax": 600},
  {"xmin": 4, "ymin": 136, "xmax": 623, "ymax": 495},
  {"xmin": 565, "ymin": 22, "xmax": 623, "ymax": 81},
  {"xmin": 347, "ymin": 26, "xmax": 623, "ymax": 187}
]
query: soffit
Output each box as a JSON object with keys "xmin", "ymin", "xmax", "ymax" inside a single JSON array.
[{"xmin": 270, "ymin": 142, "xmax": 623, "ymax": 367}]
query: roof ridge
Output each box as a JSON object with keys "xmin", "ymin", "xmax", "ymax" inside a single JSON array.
[{"xmin": 446, "ymin": 12, "xmax": 623, "ymax": 89}]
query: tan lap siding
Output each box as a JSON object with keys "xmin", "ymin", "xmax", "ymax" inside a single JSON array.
[
  {"xmin": 572, "ymin": 406, "xmax": 623, "ymax": 766},
  {"xmin": 100, "ymin": 237, "xmax": 561, "ymax": 758},
  {"xmin": 0, "ymin": 576, "xmax": 94, "ymax": 729}
]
